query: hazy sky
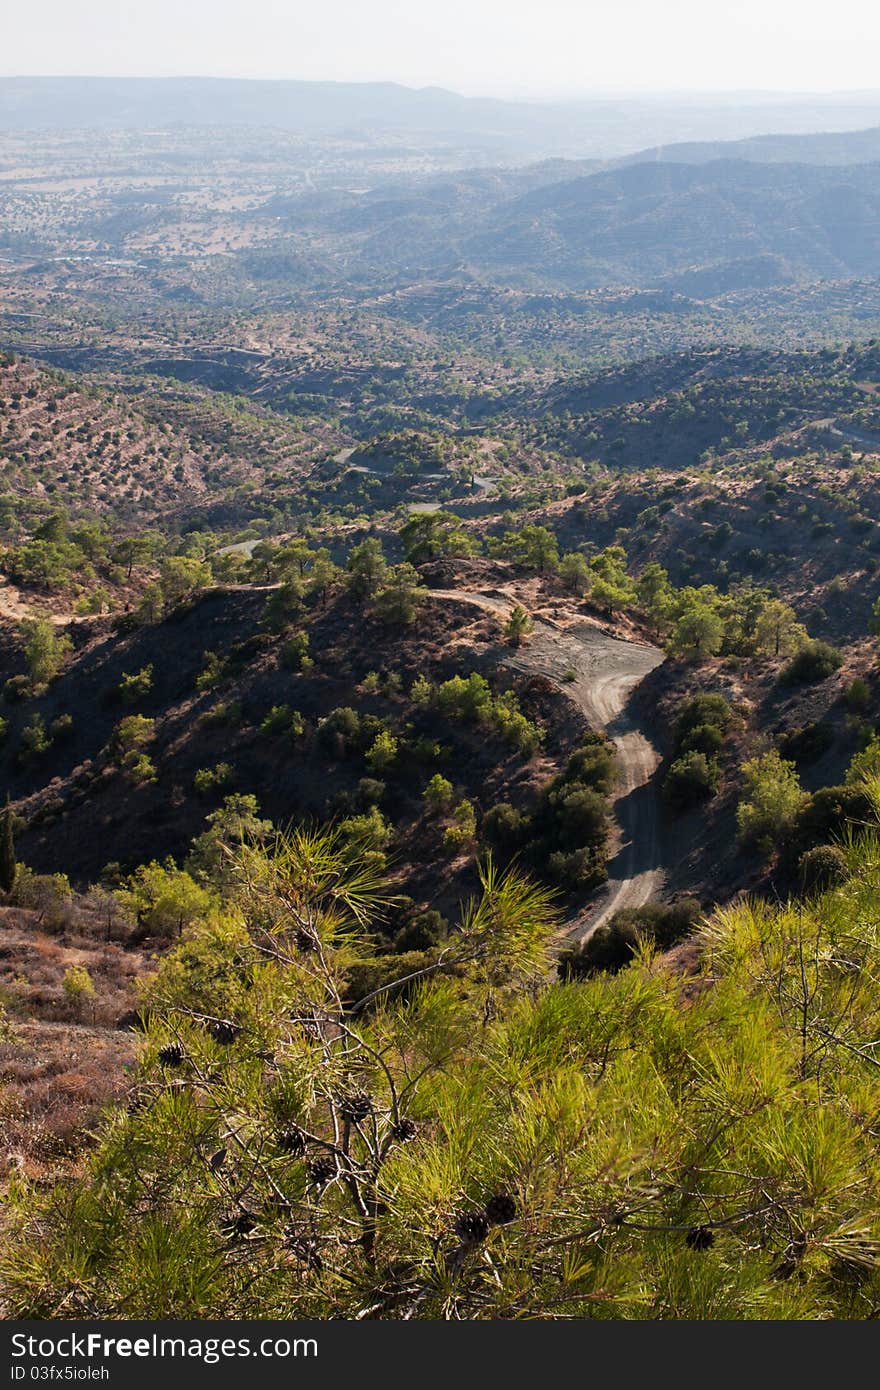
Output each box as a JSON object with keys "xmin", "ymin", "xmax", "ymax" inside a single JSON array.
[{"xmin": 4, "ymin": 0, "xmax": 880, "ymax": 98}]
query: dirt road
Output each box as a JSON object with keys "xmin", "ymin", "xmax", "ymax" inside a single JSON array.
[{"xmin": 429, "ymin": 588, "xmax": 666, "ymax": 941}]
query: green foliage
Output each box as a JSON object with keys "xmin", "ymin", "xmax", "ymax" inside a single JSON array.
[
  {"xmin": 20, "ymin": 619, "xmax": 71, "ymax": 688},
  {"xmin": 799, "ymin": 844, "xmax": 849, "ymax": 895},
  {"xmin": 123, "ymin": 861, "xmax": 215, "ymax": 939},
  {"xmin": 17, "ymin": 822, "xmax": 880, "ymax": 1319},
  {"xmin": 118, "ymin": 664, "xmax": 154, "ymax": 705},
  {"xmin": 193, "ymin": 763, "xmax": 234, "ymax": 798},
  {"xmin": 62, "ymin": 965, "xmax": 95, "ymax": 1015},
  {"xmin": 435, "ymin": 673, "xmax": 541, "ymax": 756},
  {"xmin": 399, "ymin": 511, "xmax": 474, "ymax": 565},
  {"xmin": 503, "ymin": 604, "xmax": 533, "ymax": 646},
  {"xmin": 559, "ymin": 550, "xmax": 590, "ymax": 595},
  {"xmin": 443, "ymin": 799, "xmax": 477, "ymax": 851},
  {"xmin": 346, "ymin": 537, "xmax": 387, "ymax": 600},
  {"xmin": 109, "ymin": 715, "xmax": 155, "ymax": 774},
  {"xmin": 560, "ymin": 899, "xmax": 702, "ymax": 977},
  {"xmin": 280, "ymin": 631, "xmax": 312, "ymax": 673},
  {"xmin": 18, "ymin": 714, "xmax": 51, "ymax": 763},
  {"xmin": 779, "ymin": 641, "xmax": 843, "ymax": 687},
  {"xmin": 373, "ymin": 564, "xmax": 426, "ymax": 627},
  {"xmin": 365, "ymin": 729, "xmax": 398, "ymax": 772},
  {"xmin": 737, "ymin": 750, "xmax": 808, "ymax": 849},
  {"xmin": 423, "ymin": 773, "xmax": 454, "ymax": 813},
  {"xmin": 664, "ymin": 752, "xmax": 720, "ymax": 810},
  {"xmin": 489, "ymin": 523, "xmax": 559, "ymax": 573},
  {"xmin": 0, "ymin": 800, "xmax": 17, "ymax": 894}
]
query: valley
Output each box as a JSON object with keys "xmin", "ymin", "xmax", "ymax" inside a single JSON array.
[{"xmin": 3, "ymin": 74, "xmax": 880, "ymax": 1321}]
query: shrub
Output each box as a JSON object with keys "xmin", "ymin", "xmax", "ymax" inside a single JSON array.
[
  {"xmin": 678, "ymin": 722, "xmax": 724, "ymax": 758},
  {"xmin": 846, "ymin": 678, "xmax": 870, "ymax": 711},
  {"xmin": 664, "ymin": 752, "xmax": 720, "ymax": 810},
  {"xmin": 779, "ymin": 641, "xmax": 843, "ymax": 686},
  {"xmin": 62, "ymin": 966, "xmax": 95, "ymax": 1016},
  {"xmin": 394, "ymin": 910, "xmax": 448, "ymax": 953},
  {"xmin": 777, "ymin": 722, "xmax": 834, "ymax": 766},
  {"xmin": 482, "ymin": 802, "xmax": 528, "ymax": 851},
  {"xmin": 318, "ymin": 707, "xmax": 361, "ymax": 757},
  {"xmin": 737, "ymin": 751, "xmax": 807, "ymax": 848},
  {"xmin": 559, "ymin": 899, "xmax": 701, "ymax": 978},
  {"xmin": 355, "ymin": 778, "xmax": 385, "ymax": 808},
  {"xmin": 118, "ymin": 665, "xmax": 153, "ymax": 704},
  {"xmin": 673, "ymin": 694, "xmax": 732, "ymax": 748},
  {"xmin": 281, "ymin": 632, "xmax": 312, "ymax": 673},
  {"xmin": 566, "ymin": 740, "xmax": 616, "ymax": 794},
  {"xmin": 443, "ymin": 800, "xmax": 477, "ymax": 851},
  {"xmin": 19, "ymin": 714, "xmax": 51, "ymax": 762},
  {"xmin": 798, "ymin": 844, "xmax": 848, "ymax": 894},
  {"xmin": 365, "ymin": 730, "xmax": 398, "ymax": 772},
  {"xmin": 423, "ymin": 774, "xmax": 454, "ymax": 813},
  {"xmin": 194, "ymin": 763, "xmax": 233, "ymax": 797},
  {"xmin": 547, "ymin": 846, "xmax": 605, "ymax": 890}
]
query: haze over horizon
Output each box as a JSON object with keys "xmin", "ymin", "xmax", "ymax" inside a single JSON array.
[{"xmin": 3, "ymin": 0, "xmax": 880, "ymax": 100}]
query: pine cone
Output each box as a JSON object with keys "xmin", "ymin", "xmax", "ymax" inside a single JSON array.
[
  {"xmin": 277, "ymin": 1127, "xmax": 307, "ymax": 1156},
  {"xmin": 157, "ymin": 1042, "xmax": 184, "ymax": 1067},
  {"xmin": 284, "ymin": 1227, "xmax": 324, "ymax": 1272},
  {"xmin": 295, "ymin": 928, "xmax": 316, "ymax": 953},
  {"xmin": 222, "ymin": 1210, "xmax": 257, "ymax": 1238},
  {"xmin": 453, "ymin": 1211, "xmax": 489, "ymax": 1245},
  {"xmin": 208, "ymin": 1019, "xmax": 238, "ymax": 1046},
  {"xmin": 685, "ymin": 1225, "xmax": 715, "ymax": 1251},
  {"xmin": 485, "ymin": 1193, "xmax": 517, "ymax": 1226},
  {"xmin": 339, "ymin": 1091, "xmax": 372, "ymax": 1123},
  {"xmin": 390, "ymin": 1117, "xmax": 418, "ymax": 1143},
  {"xmin": 307, "ymin": 1156, "xmax": 336, "ymax": 1188}
]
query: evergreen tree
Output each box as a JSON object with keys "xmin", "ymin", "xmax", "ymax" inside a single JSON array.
[{"xmin": 0, "ymin": 799, "xmax": 16, "ymax": 894}]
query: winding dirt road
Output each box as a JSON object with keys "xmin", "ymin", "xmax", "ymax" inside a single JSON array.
[{"xmin": 429, "ymin": 588, "xmax": 666, "ymax": 942}]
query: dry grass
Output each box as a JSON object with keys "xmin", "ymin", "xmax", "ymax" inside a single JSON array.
[{"xmin": 0, "ymin": 900, "xmax": 150, "ymax": 1177}]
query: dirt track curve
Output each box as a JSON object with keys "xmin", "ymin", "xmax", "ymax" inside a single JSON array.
[{"xmin": 428, "ymin": 588, "xmax": 666, "ymax": 943}]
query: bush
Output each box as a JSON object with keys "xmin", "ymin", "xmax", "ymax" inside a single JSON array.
[
  {"xmin": 777, "ymin": 722, "xmax": 834, "ymax": 766},
  {"xmin": 678, "ymin": 722, "xmax": 724, "ymax": 758},
  {"xmin": 664, "ymin": 752, "xmax": 719, "ymax": 810},
  {"xmin": 565, "ymin": 739, "xmax": 615, "ymax": 794},
  {"xmin": 365, "ymin": 730, "xmax": 398, "ymax": 772},
  {"xmin": 779, "ymin": 641, "xmax": 843, "ymax": 686},
  {"xmin": 118, "ymin": 665, "xmax": 153, "ymax": 704},
  {"xmin": 798, "ymin": 844, "xmax": 848, "ymax": 894},
  {"xmin": 737, "ymin": 751, "xmax": 807, "ymax": 848},
  {"xmin": 846, "ymin": 678, "xmax": 870, "ymax": 711},
  {"xmin": 355, "ymin": 778, "xmax": 385, "ymax": 808},
  {"xmin": 559, "ymin": 899, "xmax": 701, "ymax": 978},
  {"xmin": 482, "ymin": 802, "xmax": 528, "ymax": 851},
  {"xmin": 394, "ymin": 910, "xmax": 448, "ymax": 953},
  {"xmin": 63, "ymin": 966, "xmax": 95, "ymax": 1016},
  {"xmin": 318, "ymin": 706, "xmax": 361, "ymax": 757},
  {"xmin": 547, "ymin": 846, "xmax": 605, "ymax": 890},
  {"xmin": 794, "ymin": 784, "xmax": 874, "ymax": 852},
  {"xmin": 673, "ymin": 694, "xmax": 732, "ymax": 748},
  {"xmin": 443, "ymin": 800, "xmax": 477, "ymax": 851},
  {"xmin": 423, "ymin": 774, "xmax": 454, "ymax": 813},
  {"xmin": 194, "ymin": 763, "xmax": 233, "ymax": 797},
  {"xmin": 281, "ymin": 632, "xmax": 312, "ymax": 673},
  {"xmin": 552, "ymin": 786, "xmax": 608, "ymax": 850}
]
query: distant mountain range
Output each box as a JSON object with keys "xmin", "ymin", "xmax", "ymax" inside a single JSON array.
[
  {"xmin": 619, "ymin": 124, "xmax": 880, "ymax": 167},
  {"xmin": 2, "ymin": 75, "xmax": 880, "ymax": 163}
]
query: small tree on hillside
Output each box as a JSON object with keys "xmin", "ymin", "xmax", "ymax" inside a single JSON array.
[
  {"xmin": 504, "ymin": 605, "xmax": 533, "ymax": 647},
  {"xmin": 374, "ymin": 564, "xmax": 426, "ymax": 626},
  {"xmin": 0, "ymin": 799, "xmax": 17, "ymax": 894}
]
